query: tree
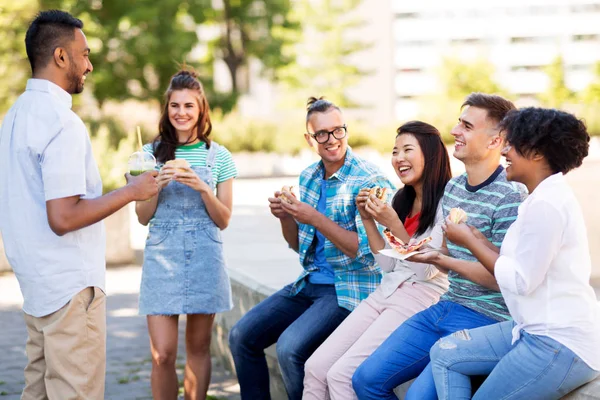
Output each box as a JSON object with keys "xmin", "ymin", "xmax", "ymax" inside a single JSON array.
[
  {"xmin": 36, "ymin": 0, "xmax": 210, "ymax": 109},
  {"xmin": 582, "ymin": 62, "xmax": 600, "ymax": 103},
  {"xmin": 204, "ymin": 0, "xmax": 299, "ymax": 95},
  {"xmin": 438, "ymin": 57, "xmax": 506, "ymax": 100},
  {"xmin": 36, "ymin": 0, "xmax": 298, "ymax": 114},
  {"xmin": 538, "ymin": 56, "xmax": 573, "ymax": 108},
  {"xmin": 277, "ymin": 0, "xmax": 371, "ymax": 108},
  {"xmin": 0, "ymin": 0, "xmax": 38, "ymax": 114}
]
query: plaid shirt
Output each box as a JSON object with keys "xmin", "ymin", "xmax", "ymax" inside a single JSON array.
[{"xmin": 290, "ymin": 149, "xmax": 395, "ymax": 311}]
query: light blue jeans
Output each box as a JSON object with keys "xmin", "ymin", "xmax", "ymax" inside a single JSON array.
[{"xmin": 430, "ymin": 320, "xmax": 600, "ymax": 400}]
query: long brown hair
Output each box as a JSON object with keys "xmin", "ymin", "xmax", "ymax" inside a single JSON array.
[
  {"xmin": 153, "ymin": 69, "xmax": 212, "ymax": 163},
  {"xmin": 391, "ymin": 121, "xmax": 452, "ymax": 236}
]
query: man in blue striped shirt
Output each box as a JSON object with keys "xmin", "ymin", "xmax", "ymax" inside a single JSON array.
[
  {"xmin": 353, "ymin": 93, "xmax": 526, "ymax": 400},
  {"xmin": 229, "ymin": 97, "xmax": 393, "ymax": 400}
]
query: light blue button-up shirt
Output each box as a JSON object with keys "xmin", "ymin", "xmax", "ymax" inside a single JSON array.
[
  {"xmin": 0, "ymin": 79, "xmax": 105, "ymax": 317},
  {"xmin": 291, "ymin": 148, "xmax": 395, "ymax": 311}
]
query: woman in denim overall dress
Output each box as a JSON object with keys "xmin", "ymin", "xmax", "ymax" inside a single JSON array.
[{"xmin": 136, "ymin": 70, "xmax": 235, "ymax": 400}]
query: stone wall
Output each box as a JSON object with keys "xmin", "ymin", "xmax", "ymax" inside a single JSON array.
[{"xmin": 213, "ymin": 271, "xmax": 600, "ymax": 400}]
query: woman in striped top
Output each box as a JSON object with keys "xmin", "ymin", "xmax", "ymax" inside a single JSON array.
[{"xmin": 135, "ymin": 70, "xmax": 237, "ymax": 400}]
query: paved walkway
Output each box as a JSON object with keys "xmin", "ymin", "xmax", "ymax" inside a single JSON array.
[{"xmin": 0, "ymin": 266, "xmax": 241, "ymax": 400}]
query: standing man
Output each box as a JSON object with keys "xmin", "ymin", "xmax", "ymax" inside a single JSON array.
[
  {"xmin": 228, "ymin": 97, "xmax": 394, "ymax": 400},
  {"xmin": 352, "ymin": 93, "xmax": 526, "ymax": 399},
  {"xmin": 0, "ymin": 10, "xmax": 158, "ymax": 399}
]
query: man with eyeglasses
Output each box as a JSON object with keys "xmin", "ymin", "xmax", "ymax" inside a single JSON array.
[{"xmin": 228, "ymin": 96, "xmax": 394, "ymax": 400}]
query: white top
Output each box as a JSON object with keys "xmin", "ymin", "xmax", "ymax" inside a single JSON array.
[
  {"xmin": 375, "ymin": 203, "xmax": 449, "ymax": 298},
  {"xmin": 495, "ymin": 173, "xmax": 600, "ymax": 370},
  {"xmin": 0, "ymin": 79, "xmax": 106, "ymax": 317}
]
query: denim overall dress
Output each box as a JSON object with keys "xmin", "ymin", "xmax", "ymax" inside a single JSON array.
[{"xmin": 139, "ymin": 142, "xmax": 233, "ymax": 315}]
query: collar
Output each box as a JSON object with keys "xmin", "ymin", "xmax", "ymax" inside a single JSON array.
[
  {"xmin": 533, "ymin": 172, "xmax": 564, "ymax": 194},
  {"xmin": 313, "ymin": 147, "xmax": 355, "ymax": 182},
  {"xmin": 26, "ymin": 79, "xmax": 72, "ymax": 109},
  {"xmin": 465, "ymin": 165, "xmax": 504, "ymax": 192}
]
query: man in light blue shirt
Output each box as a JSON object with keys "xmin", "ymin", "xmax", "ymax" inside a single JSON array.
[{"xmin": 0, "ymin": 10, "xmax": 157, "ymax": 399}]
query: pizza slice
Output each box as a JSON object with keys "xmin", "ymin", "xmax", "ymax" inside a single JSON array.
[{"xmin": 383, "ymin": 228, "xmax": 432, "ymax": 255}]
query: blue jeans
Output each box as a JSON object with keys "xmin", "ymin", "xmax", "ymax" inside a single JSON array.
[
  {"xmin": 430, "ymin": 320, "xmax": 600, "ymax": 399},
  {"xmin": 352, "ymin": 301, "xmax": 497, "ymax": 400},
  {"xmin": 228, "ymin": 282, "xmax": 350, "ymax": 400}
]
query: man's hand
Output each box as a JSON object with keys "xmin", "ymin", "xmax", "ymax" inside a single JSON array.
[
  {"xmin": 443, "ymin": 217, "xmax": 476, "ymax": 248},
  {"xmin": 156, "ymin": 165, "xmax": 175, "ymax": 190},
  {"xmin": 280, "ymin": 192, "xmax": 319, "ymax": 225},
  {"xmin": 125, "ymin": 171, "xmax": 159, "ymax": 201},
  {"xmin": 268, "ymin": 192, "xmax": 293, "ymax": 220}
]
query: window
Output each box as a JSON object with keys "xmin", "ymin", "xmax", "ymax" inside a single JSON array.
[
  {"xmin": 511, "ymin": 65, "xmax": 545, "ymax": 72},
  {"xmin": 510, "ymin": 36, "xmax": 555, "ymax": 44},
  {"xmin": 573, "ymin": 34, "xmax": 600, "ymax": 42}
]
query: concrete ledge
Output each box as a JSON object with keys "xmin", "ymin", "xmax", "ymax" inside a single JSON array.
[
  {"xmin": 213, "ymin": 269, "xmax": 600, "ymax": 399},
  {"xmin": 211, "ymin": 268, "xmax": 287, "ymax": 399}
]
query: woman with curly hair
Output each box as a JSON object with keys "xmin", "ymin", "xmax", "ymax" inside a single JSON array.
[{"xmin": 433, "ymin": 107, "xmax": 600, "ymax": 399}]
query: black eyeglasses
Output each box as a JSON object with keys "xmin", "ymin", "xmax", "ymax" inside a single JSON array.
[{"xmin": 309, "ymin": 125, "xmax": 347, "ymax": 144}]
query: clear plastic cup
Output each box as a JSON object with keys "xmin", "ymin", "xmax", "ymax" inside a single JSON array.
[{"xmin": 128, "ymin": 151, "xmax": 157, "ymax": 176}]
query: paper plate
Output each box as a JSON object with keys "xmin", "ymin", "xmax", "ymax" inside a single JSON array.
[{"xmin": 378, "ymin": 248, "xmax": 422, "ymax": 261}]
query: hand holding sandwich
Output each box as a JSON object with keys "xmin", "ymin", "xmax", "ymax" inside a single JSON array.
[
  {"xmin": 364, "ymin": 190, "xmax": 402, "ymax": 231},
  {"xmin": 268, "ymin": 191, "xmax": 292, "ymax": 220},
  {"xmin": 279, "ymin": 189, "xmax": 319, "ymax": 225},
  {"xmin": 443, "ymin": 217, "xmax": 476, "ymax": 248}
]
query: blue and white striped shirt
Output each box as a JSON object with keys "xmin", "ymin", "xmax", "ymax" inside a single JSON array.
[{"xmin": 441, "ymin": 166, "xmax": 527, "ymax": 321}]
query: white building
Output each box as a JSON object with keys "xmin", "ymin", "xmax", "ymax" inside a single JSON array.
[
  {"xmin": 235, "ymin": 0, "xmax": 600, "ymax": 125},
  {"xmin": 391, "ymin": 0, "xmax": 600, "ymax": 120}
]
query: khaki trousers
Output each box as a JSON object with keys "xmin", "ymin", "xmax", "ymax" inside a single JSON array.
[{"xmin": 22, "ymin": 287, "xmax": 106, "ymax": 400}]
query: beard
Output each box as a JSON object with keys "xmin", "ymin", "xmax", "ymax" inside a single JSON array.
[{"xmin": 66, "ymin": 61, "xmax": 85, "ymax": 95}]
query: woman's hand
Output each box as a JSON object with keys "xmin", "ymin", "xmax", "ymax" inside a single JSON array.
[
  {"xmin": 157, "ymin": 165, "xmax": 175, "ymax": 191},
  {"xmin": 172, "ymin": 166, "xmax": 211, "ymax": 193},
  {"xmin": 356, "ymin": 188, "xmax": 373, "ymax": 220},
  {"xmin": 365, "ymin": 195, "xmax": 401, "ymax": 228}
]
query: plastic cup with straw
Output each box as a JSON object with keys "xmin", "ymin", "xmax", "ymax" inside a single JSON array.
[{"xmin": 128, "ymin": 126, "xmax": 156, "ymax": 176}]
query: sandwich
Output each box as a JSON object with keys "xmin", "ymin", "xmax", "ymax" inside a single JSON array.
[
  {"xmin": 449, "ymin": 207, "xmax": 468, "ymax": 224},
  {"xmin": 369, "ymin": 187, "xmax": 389, "ymax": 201},
  {"xmin": 164, "ymin": 159, "xmax": 191, "ymax": 172},
  {"xmin": 276, "ymin": 185, "xmax": 296, "ymax": 204}
]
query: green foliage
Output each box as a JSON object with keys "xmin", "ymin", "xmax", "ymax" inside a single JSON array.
[
  {"xmin": 39, "ymin": 0, "xmax": 216, "ymax": 108},
  {"xmin": 538, "ymin": 56, "xmax": 574, "ymax": 108},
  {"xmin": 277, "ymin": 0, "xmax": 371, "ymax": 108},
  {"xmin": 581, "ymin": 62, "xmax": 600, "ymax": 103},
  {"xmin": 438, "ymin": 57, "xmax": 506, "ymax": 100},
  {"xmin": 31, "ymin": 0, "xmax": 298, "ymax": 114},
  {"xmin": 0, "ymin": 0, "xmax": 37, "ymax": 114},
  {"xmin": 212, "ymin": 111, "xmax": 306, "ymax": 155},
  {"xmin": 89, "ymin": 118, "xmax": 136, "ymax": 193},
  {"xmin": 205, "ymin": 0, "xmax": 299, "ymax": 93}
]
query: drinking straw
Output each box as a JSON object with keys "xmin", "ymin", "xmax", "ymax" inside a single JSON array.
[{"xmin": 136, "ymin": 126, "xmax": 143, "ymax": 152}]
